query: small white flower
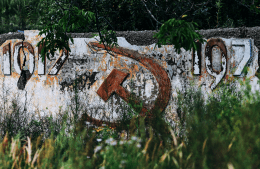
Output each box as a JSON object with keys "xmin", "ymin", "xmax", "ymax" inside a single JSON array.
[
  {"xmin": 137, "ymin": 137, "xmax": 142, "ymax": 143},
  {"xmin": 131, "ymin": 136, "xmax": 138, "ymax": 141},
  {"xmin": 105, "ymin": 138, "xmax": 114, "ymax": 144},
  {"xmin": 121, "ymin": 160, "xmax": 127, "ymax": 164},
  {"xmin": 119, "ymin": 140, "xmax": 126, "ymax": 145},
  {"xmin": 94, "ymin": 146, "xmax": 102, "ymax": 153},
  {"xmin": 97, "ymin": 138, "xmax": 102, "ymax": 142},
  {"xmin": 110, "ymin": 140, "xmax": 117, "ymax": 146},
  {"xmin": 105, "ymin": 137, "xmax": 117, "ymax": 146},
  {"xmin": 122, "ymin": 153, "xmax": 127, "ymax": 157},
  {"xmin": 136, "ymin": 143, "xmax": 141, "ymax": 148},
  {"xmin": 119, "ymin": 160, "xmax": 127, "ymax": 168},
  {"xmin": 127, "ymin": 140, "xmax": 133, "ymax": 145}
]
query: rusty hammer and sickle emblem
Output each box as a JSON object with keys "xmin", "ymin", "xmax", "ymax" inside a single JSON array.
[{"xmin": 83, "ymin": 42, "xmax": 171, "ymax": 127}]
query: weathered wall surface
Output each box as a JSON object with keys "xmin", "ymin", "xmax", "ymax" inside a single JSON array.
[{"xmin": 0, "ymin": 27, "xmax": 259, "ymax": 127}]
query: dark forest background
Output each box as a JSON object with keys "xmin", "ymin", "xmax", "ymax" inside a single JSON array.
[{"xmin": 1, "ymin": 0, "xmax": 260, "ymax": 34}]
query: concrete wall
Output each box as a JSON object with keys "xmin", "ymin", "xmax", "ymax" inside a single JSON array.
[{"xmin": 0, "ymin": 27, "xmax": 259, "ymax": 127}]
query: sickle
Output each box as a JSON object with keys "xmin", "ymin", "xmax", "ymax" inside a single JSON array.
[{"xmin": 80, "ymin": 42, "xmax": 171, "ymax": 127}]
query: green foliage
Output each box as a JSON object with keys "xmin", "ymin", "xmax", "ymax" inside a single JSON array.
[
  {"xmin": 152, "ymin": 18, "xmax": 207, "ymax": 54},
  {"xmin": 36, "ymin": 0, "xmax": 92, "ymax": 62},
  {"xmin": 0, "ymin": 77, "xmax": 260, "ymax": 168},
  {"xmin": 215, "ymin": 0, "xmax": 223, "ymax": 27},
  {"xmin": 35, "ymin": 0, "xmax": 119, "ymax": 62},
  {"xmin": 2, "ymin": 0, "xmax": 260, "ymax": 35},
  {"xmin": 175, "ymin": 78, "xmax": 260, "ymax": 168}
]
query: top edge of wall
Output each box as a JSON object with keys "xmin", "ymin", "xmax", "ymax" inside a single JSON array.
[{"xmin": 1, "ymin": 26, "xmax": 260, "ymax": 46}]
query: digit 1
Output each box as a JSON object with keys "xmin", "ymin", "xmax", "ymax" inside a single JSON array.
[
  {"xmin": 192, "ymin": 41, "xmax": 202, "ymax": 75},
  {"xmin": 3, "ymin": 43, "xmax": 11, "ymax": 75},
  {"xmin": 38, "ymin": 43, "xmax": 46, "ymax": 75},
  {"xmin": 205, "ymin": 38, "xmax": 227, "ymax": 90}
]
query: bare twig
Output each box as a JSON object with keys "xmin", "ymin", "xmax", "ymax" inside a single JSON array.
[
  {"xmin": 141, "ymin": 0, "xmax": 163, "ymax": 29},
  {"xmin": 93, "ymin": 0, "xmax": 118, "ymax": 57},
  {"xmin": 178, "ymin": 1, "xmax": 194, "ymax": 20},
  {"xmin": 234, "ymin": 0, "xmax": 260, "ymax": 14}
]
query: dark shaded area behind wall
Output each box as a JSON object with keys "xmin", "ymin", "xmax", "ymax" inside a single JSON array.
[
  {"xmin": 1, "ymin": 0, "xmax": 260, "ymax": 34},
  {"xmin": 1, "ymin": 26, "xmax": 260, "ymax": 74}
]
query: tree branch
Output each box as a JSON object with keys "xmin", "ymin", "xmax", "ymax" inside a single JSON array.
[
  {"xmin": 93, "ymin": 0, "xmax": 117, "ymax": 57},
  {"xmin": 178, "ymin": 1, "xmax": 194, "ymax": 20},
  {"xmin": 141, "ymin": 0, "xmax": 162, "ymax": 30}
]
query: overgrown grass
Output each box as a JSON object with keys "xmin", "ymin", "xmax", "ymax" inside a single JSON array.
[{"xmin": 0, "ymin": 77, "xmax": 259, "ymax": 168}]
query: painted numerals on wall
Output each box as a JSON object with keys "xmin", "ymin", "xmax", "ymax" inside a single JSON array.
[
  {"xmin": 205, "ymin": 39, "xmax": 227, "ymax": 90},
  {"xmin": 232, "ymin": 39, "xmax": 253, "ymax": 76},
  {"xmin": 192, "ymin": 38, "xmax": 253, "ymax": 89},
  {"xmin": 1, "ymin": 38, "xmax": 255, "ymax": 91},
  {"xmin": 13, "ymin": 42, "xmax": 35, "ymax": 75},
  {"xmin": 2, "ymin": 42, "xmax": 69, "ymax": 76},
  {"xmin": 38, "ymin": 43, "xmax": 46, "ymax": 75},
  {"xmin": 3, "ymin": 43, "xmax": 11, "ymax": 75},
  {"xmin": 192, "ymin": 41, "xmax": 202, "ymax": 75},
  {"xmin": 47, "ymin": 48, "xmax": 69, "ymax": 75}
]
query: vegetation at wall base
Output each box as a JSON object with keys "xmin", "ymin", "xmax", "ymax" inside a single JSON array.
[
  {"xmin": 0, "ymin": 78, "xmax": 258, "ymax": 168},
  {"xmin": 1, "ymin": 0, "xmax": 260, "ymax": 168}
]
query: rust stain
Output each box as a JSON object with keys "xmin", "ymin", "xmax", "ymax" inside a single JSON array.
[
  {"xmin": 45, "ymin": 75, "xmax": 58, "ymax": 86},
  {"xmin": 129, "ymin": 64, "xmax": 139, "ymax": 79},
  {"xmin": 162, "ymin": 61, "xmax": 168, "ymax": 69},
  {"xmin": 95, "ymin": 69, "xmax": 149, "ymax": 127},
  {"xmin": 87, "ymin": 42, "xmax": 171, "ymax": 127},
  {"xmin": 97, "ymin": 69, "xmax": 129, "ymax": 102},
  {"xmin": 13, "ymin": 42, "xmax": 34, "ymax": 55},
  {"xmin": 3, "ymin": 42, "xmax": 10, "ymax": 54},
  {"xmin": 199, "ymin": 69, "xmax": 208, "ymax": 82},
  {"xmin": 11, "ymin": 72, "xmax": 21, "ymax": 79}
]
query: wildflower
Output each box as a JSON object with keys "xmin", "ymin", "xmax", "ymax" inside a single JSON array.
[
  {"xmin": 95, "ymin": 127, "xmax": 104, "ymax": 132},
  {"xmin": 119, "ymin": 140, "xmax": 126, "ymax": 145},
  {"xmin": 136, "ymin": 143, "xmax": 141, "ymax": 148},
  {"xmin": 105, "ymin": 137, "xmax": 117, "ymax": 146},
  {"xmin": 97, "ymin": 138, "xmax": 102, "ymax": 142},
  {"xmin": 122, "ymin": 153, "xmax": 127, "ymax": 157},
  {"xmin": 119, "ymin": 160, "xmax": 127, "ymax": 168},
  {"xmin": 131, "ymin": 136, "xmax": 138, "ymax": 141},
  {"xmin": 105, "ymin": 138, "xmax": 114, "ymax": 144},
  {"xmin": 131, "ymin": 136, "xmax": 142, "ymax": 143},
  {"xmin": 94, "ymin": 146, "xmax": 102, "ymax": 153},
  {"xmin": 127, "ymin": 140, "xmax": 133, "ymax": 145},
  {"xmin": 110, "ymin": 140, "xmax": 117, "ymax": 146}
]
